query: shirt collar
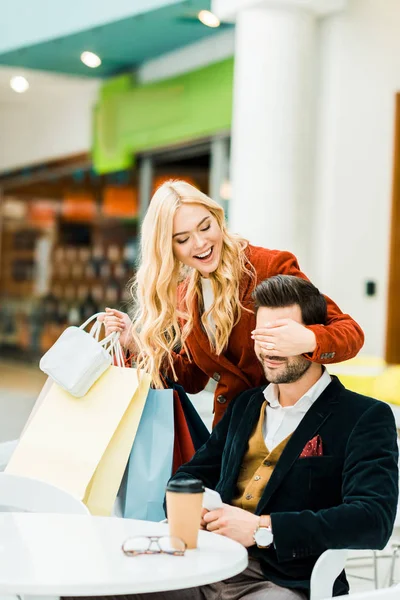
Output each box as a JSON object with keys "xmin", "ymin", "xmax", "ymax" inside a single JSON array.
[{"xmin": 263, "ymin": 367, "xmax": 332, "ymax": 411}]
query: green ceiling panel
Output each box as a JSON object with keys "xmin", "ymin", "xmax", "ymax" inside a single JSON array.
[{"xmin": 93, "ymin": 58, "xmax": 234, "ymax": 173}]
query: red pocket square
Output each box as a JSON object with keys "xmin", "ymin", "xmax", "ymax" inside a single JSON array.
[{"xmin": 299, "ymin": 435, "xmax": 323, "ymax": 458}]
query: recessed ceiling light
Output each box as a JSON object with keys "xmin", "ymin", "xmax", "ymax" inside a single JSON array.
[
  {"xmin": 80, "ymin": 51, "xmax": 102, "ymax": 68},
  {"xmin": 198, "ymin": 10, "xmax": 220, "ymax": 28},
  {"xmin": 10, "ymin": 75, "xmax": 29, "ymax": 93}
]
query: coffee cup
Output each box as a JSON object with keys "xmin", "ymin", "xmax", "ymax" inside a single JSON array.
[{"xmin": 166, "ymin": 478, "xmax": 205, "ymax": 549}]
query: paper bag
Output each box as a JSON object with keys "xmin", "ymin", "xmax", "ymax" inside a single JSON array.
[
  {"xmin": 6, "ymin": 366, "xmax": 151, "ymax": 516},
  {"xmin": 123, "ymin": 388, "xmax": 174, "ymax": 521}
]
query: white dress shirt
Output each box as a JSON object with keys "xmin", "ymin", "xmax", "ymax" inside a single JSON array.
[
  {"xmin": 262, "ymin": 368, "xmax": 332, "ymax": 451},
  {"xmin": 201, "ymin": 277, "xmax": 216, "ymax": 334}
]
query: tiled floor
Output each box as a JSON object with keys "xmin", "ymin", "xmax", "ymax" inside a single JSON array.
[{"xmin": 0, "ymin": 360, "xmax": 399, "ymax": 594}]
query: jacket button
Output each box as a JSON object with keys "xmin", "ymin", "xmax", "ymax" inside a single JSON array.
[
  {"xmin": 264, "ymin": 460, "xmax": 272, "ymax": 467},
  {"xmin": 245, "ymin": 494, "xmax": 253, "ymax": 500},
  {"xmin": 254, "ymin": 475, "xmax": 261, "ymax": 481},
  {"xmin": 217, "ymin": 395, "xmax": 227, "ymax": 404},
  {"xmin": 213, "ymin": 372, "xmax": 221, "ymax": 382}
]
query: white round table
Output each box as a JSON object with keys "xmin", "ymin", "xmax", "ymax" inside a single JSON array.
[{"xmin": 0, "ymin": 513, "xmax": 248, "ymax": 596}]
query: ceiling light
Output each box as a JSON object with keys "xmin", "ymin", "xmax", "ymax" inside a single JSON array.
[
  {"xmin": 198, "ymin": 10, "xmax": 220, "ymax": 28},
  {"xmin": 80, "ymin": 51, "xmax": 102, "ymax": 68},
  {"xmin": 10, "ymin": 76, "xmax": 29, "ymax": 93}
]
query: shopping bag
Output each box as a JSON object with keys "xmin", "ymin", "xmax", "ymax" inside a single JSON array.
[
  {"xmin": 20, "ymin": 376, "xmax": 53, "ymax": 437},
  {"xmin": 123, "ymin": 388, "xmax": 174, "ymax": 521},
  {"xmin": 172, "ymin": 390, "xmax": 196, "ymax": 473},
  {"xmin": 1, "ymin": 377, "xmax": 57, "ymax": 472},
  {"xmin": 171, "ymin": 382, "xmax": 210, "ymax": 450},
  {"xmin": 6, "ymin": 366, "xmax": 151, "ymax": 516},
  {"xmin": 39, "ymin": 312, "xmax": 120, "ymax": 397}
]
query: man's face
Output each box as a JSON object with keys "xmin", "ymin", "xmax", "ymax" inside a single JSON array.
[{"xmin": 254, "ymin": 304, "xmax": 311, "ymax": 384}]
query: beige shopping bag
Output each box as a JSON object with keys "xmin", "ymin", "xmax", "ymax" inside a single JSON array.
[{"xmin": 6, "ymin": 366, "xmax": 151, "ymax": 516}]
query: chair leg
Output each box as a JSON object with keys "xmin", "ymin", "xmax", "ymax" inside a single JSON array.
[
  {"xmin": 389, "ymin": 545, "xmax": 400, "ymax": 587},
  {"xmin": 373, "ymin": 551, "xmax": 379, "ymax": 588}
]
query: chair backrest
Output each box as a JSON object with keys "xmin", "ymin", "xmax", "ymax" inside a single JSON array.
[
  {"xmin": 310, "ymin": 549, "xmax": 348, "ymax": 600},
  {"xmin": 0, "ymin": 472, "xmax": 90, "ymax": 515}
]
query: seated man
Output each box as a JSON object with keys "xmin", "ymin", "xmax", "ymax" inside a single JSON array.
[{"xmin": 139, "ymin": 275, "xmax": 399, "ymax": 600}]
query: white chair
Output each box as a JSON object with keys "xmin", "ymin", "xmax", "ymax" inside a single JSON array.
[
  {"xmin": 0, "ymin": 440, "xmax": 18, "ymax": 472},
  {"xmin": 0, "ymin": 473, "xmax": 89, "ymax": 600},
  {"xmin": 337, "ymin": 583, "xmax": 400, "ymax": 600},
  {"xmin": 310, "ymin": 549, "xmax": 348, "ymax": 600},
  {"xmin": 0, "ymin": 472, "xmax": 89, "ymax": 515}
]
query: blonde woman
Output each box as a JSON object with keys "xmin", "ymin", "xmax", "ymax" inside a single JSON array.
[{"xmin": 102, "ymin": 180, "xmax": 364, "ymax": 426}]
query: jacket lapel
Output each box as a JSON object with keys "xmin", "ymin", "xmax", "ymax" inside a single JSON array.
[
  {"xmin": 256, "ymin": 377, "xmax": 343, "ymax": 512},
  {"xmin": 222, "ymin": 390, "xmax": 266, "ymax": 497},
  {"xmin": 191, "ymin": 291, "xmax": 253, "ymax": 388}
]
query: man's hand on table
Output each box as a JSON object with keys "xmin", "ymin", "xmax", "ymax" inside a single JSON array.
[{"xmin": 201, "ymin": 503, "xmax": 265, "ymax": 548}]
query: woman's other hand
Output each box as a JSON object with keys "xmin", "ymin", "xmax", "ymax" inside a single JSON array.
[{"xmin": 98, "ymin": 308, "xmax": 132, "ymax": 348}]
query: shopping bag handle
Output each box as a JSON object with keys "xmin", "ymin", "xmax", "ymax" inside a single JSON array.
[
  {"xmin": 80, "ymin": 313, "xmax": 126, "ymax": 367},
  {"xmin": 80, "ymin": 312, "xmax": 107, "ymax": 331},
  {"xmin": 80, "ymin": 312, "xmax": 120, "ymax": 350}
]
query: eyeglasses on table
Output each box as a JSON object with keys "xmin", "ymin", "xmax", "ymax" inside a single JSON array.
[{"xmin": 122, "ymin": 535, "xmax": 186, "ymax": 557}]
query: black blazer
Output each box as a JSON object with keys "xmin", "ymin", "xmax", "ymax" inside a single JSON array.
[{"xmin": 170, "ymin": 376, "xmax": 399, "ymax": 597}]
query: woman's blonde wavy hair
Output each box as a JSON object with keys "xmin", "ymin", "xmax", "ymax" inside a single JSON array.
[{"xmin": 129, "ymin": 180, "xmax": 254, "ymax": 388}]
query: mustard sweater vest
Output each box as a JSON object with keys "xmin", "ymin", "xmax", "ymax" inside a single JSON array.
[{"xmin": 232, "ymin": 400, "xmax": 292, "ymax": 513}]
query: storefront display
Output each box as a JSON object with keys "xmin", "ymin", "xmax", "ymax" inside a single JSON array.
[
  {"xmin": 0, "ymin": 160, "xmax": 139, "ymax": 359},
  {"xmin": 0, "ymin": 144, "xmax": 214, "ymax": 360}
]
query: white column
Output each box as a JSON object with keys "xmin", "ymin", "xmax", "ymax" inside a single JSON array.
[
  {"xmin": 212, "ymin": 0, "xmax": 346, "ymax": 265},
  {"xmin": 209, "ymin": 136, "xmax": 230, "ymax": 214}
]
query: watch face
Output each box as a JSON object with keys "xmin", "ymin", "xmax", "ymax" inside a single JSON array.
[{"xmin": 255, "ymin": 527, "xmax": 274, "ymax": 547}]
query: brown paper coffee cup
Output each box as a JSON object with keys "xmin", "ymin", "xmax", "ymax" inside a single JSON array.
[{"xmin": 166, "ymin": 478, "xmax": 204, "ymax": 549}]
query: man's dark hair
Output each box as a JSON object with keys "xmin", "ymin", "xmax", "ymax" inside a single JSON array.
[{"xmin": 252, "ymin": 275, "xmax": 327, "ymax": 326}]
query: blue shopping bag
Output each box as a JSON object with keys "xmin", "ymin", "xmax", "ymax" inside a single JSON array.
[{"xmin": 122, "ymin": 388, "xmax": 174, "ymax": 521}]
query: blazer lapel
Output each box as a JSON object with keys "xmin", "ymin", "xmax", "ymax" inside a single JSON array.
[
  {"xmin": 192, "ymin": 294, "xmax": 253, "ymax": 388},
  {"xmin": 257, "ymin": 378, "xmax": 343, "ymax": 512},
  {"xmin": 222, "ymin": 390, "xmax": 266, "ymax": 498}
]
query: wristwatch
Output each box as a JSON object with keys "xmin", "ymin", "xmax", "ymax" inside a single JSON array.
[{"xmin": 253, "ymin": 515, "xmax": 274, "ymax": 548}]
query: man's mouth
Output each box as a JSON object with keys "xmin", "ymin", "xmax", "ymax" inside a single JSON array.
[
  {"xmin": 194, "ymin": 247, "xmax": 213, "ymax": 261},
  {"xmin": 261, "ymin": 355, "xmax": 287, "ymax": 368}
]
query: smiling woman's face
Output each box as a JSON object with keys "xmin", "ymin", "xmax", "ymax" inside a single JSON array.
[{"xmin": 172, "ymin": 203, "xmax": 223, "ymax": 277}]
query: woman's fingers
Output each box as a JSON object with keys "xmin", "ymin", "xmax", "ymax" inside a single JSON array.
[
  {"xmin": 260, "ymin": 345, "xmax": 285, "ymax": 355},
  {"xmin": 98, "ymin": 308, "xmax": 127, "ymax": 336},
  {"xmin": 252, "ymin": 320, "xmax": 288, "ymax": 333},
  {"xmin": 104, "ymin": 319, "xmax": 125, "ymax": 332},
  {"xmin": 94, "ymin": 309, "xmax": 132, "ymax": 349},
  {"xmin": 251, "ymin": 334, "xmax": 276, "ymax": 343},
  {"xmin": 105, "ymin": 307, "xmax": 126, "ymax": 318},
  {"xmin": 105, "ymin": 316, "xmax": 125, "ymax": 326},
  {"xmin": 106, "ymin": 325, "xmax": 124, "ymax": 333}
]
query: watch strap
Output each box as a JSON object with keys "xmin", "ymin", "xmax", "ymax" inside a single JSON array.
[{"xmin": 259, "ymin": 515, "xmax": 270, "ymax": 529}]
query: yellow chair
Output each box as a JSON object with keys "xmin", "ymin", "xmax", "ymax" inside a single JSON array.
[
  {"xmin": 342, "ymin": 356, "xmax": 385, "ymax": 368},
  {"xmin": 328, "ymin": 356, "xmax": 385, "ymax": 397},
  {"xmin": 373, "ymin": 366, "xmax": 400, "ymax": 407},
  {"xmin": 333, "ymin": 374, "xmax": 377, "ymax": 397}
]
